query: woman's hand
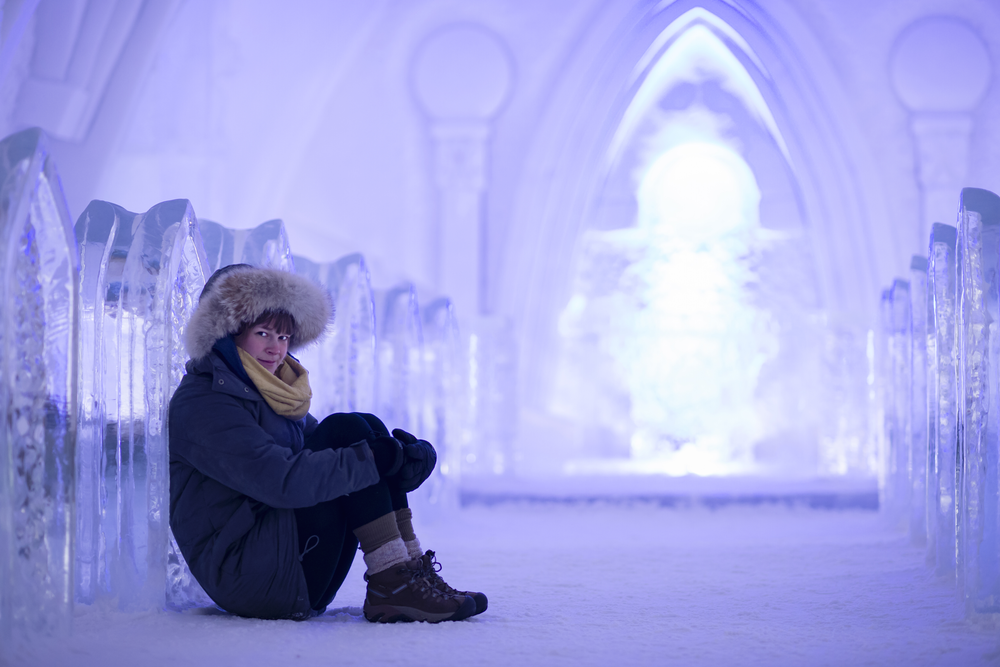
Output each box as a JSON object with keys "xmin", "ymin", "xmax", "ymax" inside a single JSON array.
[{"xmin": 391, "ymin": 429, "xmax": 437, "ymax": 492}]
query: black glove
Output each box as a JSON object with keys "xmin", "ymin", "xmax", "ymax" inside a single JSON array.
[
  {"xmin": 367, "ymin": 435, "xmax": 404, "ymax": 477},
  {"xmin": 391, "ymin": 428, "xmax": 437, "ymax": 493}
]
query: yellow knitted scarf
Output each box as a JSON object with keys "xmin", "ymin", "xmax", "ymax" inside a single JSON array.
[{"xmin": 237, "ymin": 348, "xmax": 312, "ymax": 420}]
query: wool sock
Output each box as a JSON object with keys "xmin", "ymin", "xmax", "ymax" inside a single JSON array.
[
  {"xmin": 354, "ymin": 513, "xmax": 408, "ymax": 575},
  {"xmin": 396, "ymin": 508, "xmax": 423, "ymax": 559}
]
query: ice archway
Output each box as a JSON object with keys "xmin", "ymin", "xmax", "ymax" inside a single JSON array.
[{"xmin": 512, "ymin": 2, "xmax": 878, "ymax": 476}]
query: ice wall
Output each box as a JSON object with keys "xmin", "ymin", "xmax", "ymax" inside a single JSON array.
[
  {"xmin": 0, "ymin": 128, "xmax": 78, "ymax": 643},
  {"xmin": 881, "ymin": 189, "xmax": 1000, "ymax": 615}
]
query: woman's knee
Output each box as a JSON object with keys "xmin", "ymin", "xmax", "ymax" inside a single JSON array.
[{"xmin": 306, "ymin": 413, "xmax": 375, "ymax": 451}]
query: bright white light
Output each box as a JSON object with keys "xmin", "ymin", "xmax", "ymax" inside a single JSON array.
[
  {"xmin": 556, "ymin": 141, "xmax": 776, "ymax": 476},
  {"xmin": 638, "ymin": 142, "xmax": 759, "ymax": 239}
]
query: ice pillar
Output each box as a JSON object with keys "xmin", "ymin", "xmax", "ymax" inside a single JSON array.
[
  {"xmin": 74, "ymin": 199, "xmax": 209, "ymax": 610},
  {"xmin": 415, "ymin": 298, "xmax": 465, "ymax": 510},
  {"xmin": 928, "ymin": 222, "xmax": 959, "ymax": 577},
  {"xmin": 957, "ymin": 193, "xmax": 990, "ymax": 598},
  {"xmin": 199, "ymin": 219, "xmax": 295, "ymax": 273},
  {"xmin": 377, "ymin": 284, "xmax": 424, "ymax": 434},
  {"xmin": 910, "ymin": 256, "xmax": 929, "ymax": 544},
  {"xmin": 958, "ymin": 187, "xmax": 1000, "ymax": 613},
  {"xmin": 294, "ymin": 253, "xmax": 377, "ymax": 418},
  {"xmin": 0, "ymin": 128, "xmax": 78, "ymax": 644},
  {"xmin": 884, "ymin": 280, "xmax": 912, "ymax": 524}
]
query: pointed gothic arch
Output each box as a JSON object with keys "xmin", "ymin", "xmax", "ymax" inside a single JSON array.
[{"xmin": 501, "ymin": 0, "xmax": 891, "ymax": 415}]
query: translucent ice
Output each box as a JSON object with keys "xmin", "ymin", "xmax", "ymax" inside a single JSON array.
[
  {"xmin": 73, "ymin": 199, "xmax": 210, "ymax": 610},
  {"xmin": 909, "ymin": 256, "xmax": 929, "ymax": 544},
  {"xmin": 927, "ymin": 222, "xmax": 958, "ymax": 578},
  {"xmin": 294, "ymin": 253, "xmax": 377, "ymax": 417},
  {"xmin": 377, "ymin": 283, "xmax": 424, "ymax": 434},
  {"xmin": 199, "ymin": 219, "xmax": 295, "ymax": 273},
  {"xmin": 957, "ymin": 187, "xmax": 1000, "ymax": 613},
  {"xmin": 0, "ymin": 128, "xmax": 78, "ymax": 644}
]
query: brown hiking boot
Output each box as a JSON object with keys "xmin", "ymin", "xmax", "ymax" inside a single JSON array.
[
  {"xmin": 363, "ymin": 558, "xmax": 476, "ymax": 623},
  {"xmin": 420, "ymin": 550, "xmax": 488, "ymax": 616}
]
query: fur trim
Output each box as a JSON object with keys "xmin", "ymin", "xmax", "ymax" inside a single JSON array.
[{"xmin": 185, "ymin": 265, "xmax": 332, "ymax": 360}]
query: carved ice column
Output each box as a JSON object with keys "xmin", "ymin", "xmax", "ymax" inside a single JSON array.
[
  {"xmin": 294, "ymin": 253, "xmax": 377, "ymax": 418},
  {"xmin": 958, "ymin": 187, "xmax": 1000, "ymax": 613},
  {"xmin": 957, "ymin": 194, "xmax": 990, "ymax": 598},
  {"xmin": 411, "ymin": 24, "xmax": 511, "ymax": 321},
  {"xmin": 74, "ymin": 199, "xmax": 209, "ymax": 611},
  {"xmin": 886, "ymin": 279, "xmax": 912, "ymax": 524},
  {"xmin": 910, "ymin": 256, "xmax": 929, "ymax": 544},
  {"xmin": 377, "ymin": 284, "xmax": 424, "ymax": 434},
  {"xmin": 890, "ymin": 17, "xmax": 991, "ymax": 246},
  {"xmin": 416, "ymin": 298, "xmax": 465, "ymax": 510},
  {"xmin": 199, "ymin": 219, "xmax": 295, "ymax": 273},
  {"xmin": 0, "ymin": 128, "xmax": 78, "ymax": 644},
  {"xmin": 928, "ymin": 223, "xmax": 958, "ymax": 577}
]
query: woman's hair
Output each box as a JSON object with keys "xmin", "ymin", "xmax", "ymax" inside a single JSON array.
[{"xmin": 236, "ymin": 309, "xmax": 296, "ymax": 338}]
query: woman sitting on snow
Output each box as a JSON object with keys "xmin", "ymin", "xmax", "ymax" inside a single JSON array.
[{"xmin": 168, "ymin": 263, "xmax": 486, "ymax": 622}]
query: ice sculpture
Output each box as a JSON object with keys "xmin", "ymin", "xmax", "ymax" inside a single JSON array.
[
  {"xmin": 0, "ymin": 128, "xmax": 78, "ymax": 644},
  {"xmin": 909, "ymin": 256, "xmax": 929, "ymax": 544},
  {"xmin": 883, "ymin": 280, "xmax": 912, "ymax": 524},
  {"xmin": 957, "ymin": 187, "xmax": 1000, "ymax": 613},
  {"xmin": 293, "ymin": 253, "xmax": 377, "ymax": 417},
  {"xmin": 466, "ymin": 317, "xmax": 518, "ymax": 477},
  {"xmin": 377, "ymin": 283, "xmax": 424, "ymax": 434},
  {"xmin": 957, "ymin": 194, "xmax": 989, "ymax": 600},
  {"xmin": 414, "ymin": 298, "xmax": 465, "ymax": 508},
  {"xmin": 927, "ymin": 222, "xmax": 958, "ymax": 577},
  {"xmin": 73, "ymin": 199, "xmax": 210, "ymax": 611},
  {"xmin": 199, "ymin": 219, "xmax": 295, "ymax": 273}
]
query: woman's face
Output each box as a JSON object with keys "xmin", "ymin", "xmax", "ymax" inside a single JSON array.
[{"xmin": 235, "ymin": 322, "xmax": 291, "ymax": 375}]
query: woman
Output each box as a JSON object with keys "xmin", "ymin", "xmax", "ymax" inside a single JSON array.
[{"xmin": 168, "ymin": 263, "xmax": 485, "ymax": 622}]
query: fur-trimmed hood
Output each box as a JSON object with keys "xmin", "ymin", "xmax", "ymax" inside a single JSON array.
[{"xmin": 185, "ymin": 264, "xmax": 332, "ymax": 360}]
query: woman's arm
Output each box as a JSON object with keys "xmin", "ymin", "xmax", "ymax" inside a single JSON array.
[{"xmin": 169, "ymin": 379, "xmax": 380, "ymax": 508}]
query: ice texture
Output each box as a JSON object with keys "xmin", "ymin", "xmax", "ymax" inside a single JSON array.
[
  {"xmin": 883, "ymin": 279, "xmax": 912, "ymax": 524},
  {"xmin": 957, "ymin": 196, "xmax": 988, "ymax": 604},
  {"xmin": 958, "ymin": 187, "xmax": 1000, "ymax": 613},
  {"xmin": 293, "ymin": 253, "xmax": 377, "ymax": 417},
  {"xmin": 0, "ymin": 128, "xmax": 78, "ymax": 644},
  {"xmin": 377, "ymin": 283, "xmax": 424, "ymax": 434},
  {"xmin": 73, "ymin": 199, "xmax": 210, "ymax": 611},
  {"xmin": 199, "ymin": 219, "xmax": 295, "ymax": 273},
  {"xmin": 909, "ymin": 256, "xmax": 929, "ymax": 544},
  {"xmin": 927, "ymin": 222, "xmax": 958, "ymax": 578},
  {"xmin": 411, "ymin": 298, "xmax": 464, "ymax": 510},
  {"xmin": 466, "ymin": 316, "xmax": 518, "ymax": 476}
]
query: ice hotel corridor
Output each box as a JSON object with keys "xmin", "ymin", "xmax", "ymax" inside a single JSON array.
[
  {"xmin": 4, "ymin": 1, "xmax": 1000, "ymax": 665},
  {"xmin": 11, "ymin": 502, "xmax": 1000, "ymax": 666}
]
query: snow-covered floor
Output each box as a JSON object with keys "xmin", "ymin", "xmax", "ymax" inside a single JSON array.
[{"xmin": 9, "ymin": 502, "xmax": 1000, "ymax": 666}]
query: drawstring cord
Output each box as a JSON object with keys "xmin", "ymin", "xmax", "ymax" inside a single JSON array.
[{"xmin": 299, "ymin": 534, "xmax": 319, "ymax": 562}]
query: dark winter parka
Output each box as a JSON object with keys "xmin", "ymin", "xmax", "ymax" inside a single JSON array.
[{"xmin": 168, "ymin": 265, "xmax": 380, "ymax": 620}]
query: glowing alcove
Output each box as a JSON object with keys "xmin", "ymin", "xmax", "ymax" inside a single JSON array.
[{"xmin": 553, "ymin": 13, "xmax": 863, "ymax": 478}]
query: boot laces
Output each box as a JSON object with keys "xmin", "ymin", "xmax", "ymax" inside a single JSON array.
[{"xmin": 422, "ymin": 550, "xmax": 462, "ymax": 597}]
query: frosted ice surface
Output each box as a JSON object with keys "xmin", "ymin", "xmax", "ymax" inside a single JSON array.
[
  {"xmin": 958, "ymin": 187, "xmax": 1000, "ymax": 613},
  {"xmin": 199, "ymin": 219, "xmax": 294, "ymax": 272},
  {"xmin": 885, "ymin": 279, "xmax": 912, "ymax": 524},
  {"xmin": 73, "ymin": 198, "xmax": 210, "ymax": 611},
  {"xmin": 409, "ymin": 298, "xmax": 464, "ymax": 512},
  {"xmin": 909, "ymin": 256, "xmax": 929, "ymax": 545},
  {"xmin": 293, "ymin": 253, "xmax": 376, "ymax": 417},
  {"xmin": 376, "ymin": 283, "xmax": 424, "ymax": 434},
  {"xmin": 928, "ymin": 222, "xmax": 958, "ymax": 578},
  {"xmin": 0, "ymin": 128, "xmax": 78, "ymax": 645}
]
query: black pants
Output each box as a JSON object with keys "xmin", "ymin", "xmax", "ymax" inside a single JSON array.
[{"xmin": 294, "ymin": 412, "xmax": 408, "ymax": 611}]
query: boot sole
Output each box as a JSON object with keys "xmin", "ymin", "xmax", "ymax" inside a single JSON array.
[{"xmin": 364, "ymin": 595, "xmax": 477, "ymax": 623}]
